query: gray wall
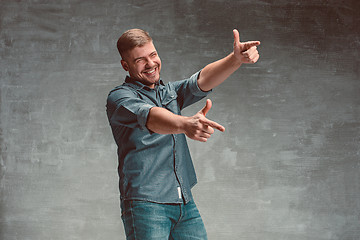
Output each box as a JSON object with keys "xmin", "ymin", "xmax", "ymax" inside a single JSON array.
[{"xmin": 1, "ymin": 0, "xmax": 359, "ymax": 239}]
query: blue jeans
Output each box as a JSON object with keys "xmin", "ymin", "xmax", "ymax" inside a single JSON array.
[{"xmin": 121, "ymin": 199, "xmax": 208, "ymax": 240}]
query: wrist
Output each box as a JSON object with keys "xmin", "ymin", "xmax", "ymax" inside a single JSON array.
[
  {"xmin": 230, "ymin": 52, "xmax": 243, "ymax": 66},
  {"xmin": 177, "ymin": 116, "xmax": 190, "ymax": 134}
]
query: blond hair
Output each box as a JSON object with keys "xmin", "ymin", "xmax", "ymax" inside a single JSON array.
[{"xmin": 117, "ymin": 29, "xmax": 152, "ymax": 59}]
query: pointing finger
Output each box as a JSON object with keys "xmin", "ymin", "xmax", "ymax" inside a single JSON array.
[
  {"xmin": 199, "ymin": 118, "xmax": 225, "ymax": 132},
  {"xmin": 242, "ymin": 41, "xmax": 260, "ymax": 51}
]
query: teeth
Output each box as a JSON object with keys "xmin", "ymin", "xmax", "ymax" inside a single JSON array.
[{"xmin": 145, "ymin": 69, "xmax": 155, "ymax": 74}]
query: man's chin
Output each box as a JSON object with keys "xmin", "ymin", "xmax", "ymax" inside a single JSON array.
[
  {"xmin": 146, "ymin": 75, "xmax": 160, "ymax": 84},
  {"xmin": 139, "ymin": 76, "xmax": 160, "ymax": 87}
]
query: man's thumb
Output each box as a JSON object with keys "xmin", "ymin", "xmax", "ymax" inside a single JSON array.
[
  {"xmin": 233, "ymin": 29, "xmax": 240, "ymax": 47},
  {"xmin": 200, "ymin": 99, "xmax": 212, "ymax": 116}
]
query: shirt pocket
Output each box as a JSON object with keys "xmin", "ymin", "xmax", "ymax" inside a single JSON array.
[{"xmin": 162, "ymin": 91, "xmax": 180, "ymax": 114}]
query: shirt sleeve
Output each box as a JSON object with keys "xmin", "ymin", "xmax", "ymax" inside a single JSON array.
[
  {"xmin": 172, "ymin": 70, "xmax": 212, "ymax": 109},
  {"xmin": 106, "ymin": 87, "xmax": 154, "ymax": 132}
]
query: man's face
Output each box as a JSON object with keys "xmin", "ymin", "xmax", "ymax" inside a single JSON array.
[{"xmin": 121, "ymin": 41, "xmax": 161, "ymax": 88}]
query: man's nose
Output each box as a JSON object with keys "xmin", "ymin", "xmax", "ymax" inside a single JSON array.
[{"xmin": 146, "ymin": 58, "xmax": 155, "ymax": 68}]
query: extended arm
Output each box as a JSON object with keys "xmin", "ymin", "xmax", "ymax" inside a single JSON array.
[
  {"xmin": 147, "ymin": 30, "xmax": 260, "ymax": 142},
  {"xmin": 197, "ymin": 29, "xmax": 260, "ymax": 92},
  {"xmin": 147, "ymin": 99, "xmax": 225, "ymax": 142}
]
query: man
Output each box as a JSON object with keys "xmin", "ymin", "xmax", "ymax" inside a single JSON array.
[{"xmin": 106, "ymin": 28, "xmax": 260, "ymax": 239}]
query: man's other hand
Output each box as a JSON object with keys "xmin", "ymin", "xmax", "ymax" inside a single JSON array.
[
  {"xmin": 184, "ymin": 99, "xmax": 225, "ymax": 142},
  {"xmin": 233, "ymin": 29, "xmax": 260, "ymax": 64}
]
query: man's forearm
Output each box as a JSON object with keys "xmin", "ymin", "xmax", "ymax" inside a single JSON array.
[
  {"xmin": 197, "ymin": 52, "xmax": 242, "ymax": 92},
  {"xmin": 146, "ymin": 107, "xmax": 185, "ymax": 134},
  {"xmin": 146, "ymin": 101, "xmax": 225, "ymax": 142}
]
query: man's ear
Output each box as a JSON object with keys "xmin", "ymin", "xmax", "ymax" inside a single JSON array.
[{"xmin": 121, "ymin": 60, "xmax": 129, "ymax": 72}]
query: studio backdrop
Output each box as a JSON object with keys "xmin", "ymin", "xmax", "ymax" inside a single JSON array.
[{"xmin": 1, "ymin": 0, "xmax": 359, "ymax": 239}]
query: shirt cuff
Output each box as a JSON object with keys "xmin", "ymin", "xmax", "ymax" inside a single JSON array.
[
  {"xmin": 137, "ymin": 103, "xmax": 154, "ymax": 132},
  {"xmin": 189, "ymin": 70, "xmax": 212, "ymax": 97}
]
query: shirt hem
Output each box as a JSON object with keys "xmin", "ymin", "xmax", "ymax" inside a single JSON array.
[{"xmin": 120, "ymin": 196, "xmax": 186, "ymax": 205}]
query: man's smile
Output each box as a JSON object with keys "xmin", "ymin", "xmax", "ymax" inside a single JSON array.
[{"xmin": 143, "ymin": 67, "xmax": 158, "ymax": 77}]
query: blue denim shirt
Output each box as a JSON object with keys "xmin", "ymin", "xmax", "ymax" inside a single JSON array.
[{"xmin": 106, "ymin": 71, "xmax": 211, "ymax": 204}]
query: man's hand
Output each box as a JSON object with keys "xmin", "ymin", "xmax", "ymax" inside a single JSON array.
[
  {"xmin": 233, "ymin": 29, "xmax": 260, "ymax": 64},
  {"xmin": 197, "ymin": 30, "xmax": 260, "ymax": 92},
  {"xmin": 184, "ymin": 99, "xmax": 225, "ymax": 142}
]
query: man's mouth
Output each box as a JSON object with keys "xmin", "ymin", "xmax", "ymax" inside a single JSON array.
[
  {"xmin": 143, "ymin": 67, "xmax": 157, "ymax": 76},
  {"xmin": 145, "ymin": 69, "xmax": 155, "ymax": 74}
]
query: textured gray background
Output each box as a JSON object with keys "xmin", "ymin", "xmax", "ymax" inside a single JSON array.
[{"xmin": 1, "ymin": 0, "xmax": 359, "ymax": 239}]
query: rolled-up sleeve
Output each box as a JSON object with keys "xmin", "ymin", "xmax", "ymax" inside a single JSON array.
[
  {"xmin": 137, "ymin": 103, "xmax": 153, "ymax": 130},
  {"xmin": 106, "ymin": 88, "xmax": 154, "ymax": 131},
  {"xmin": 172, "ymin": 70, "xmax": 212, "ymax": 109},
  {"xmin": 188, "ymin": 70, "xmax": 211, "ymax": 97}
]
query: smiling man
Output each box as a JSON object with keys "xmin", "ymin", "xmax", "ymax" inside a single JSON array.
[
  {"xmin": 120, "ymin": 38, "xmax": 161, "ymax": 88},
  {"xmin": 106, "ymin": 28, "xmax": 260, "ymax": 240}
]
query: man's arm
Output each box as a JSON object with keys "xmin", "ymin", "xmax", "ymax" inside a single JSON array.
[
  {"xmin": 147, "ymin": 99, "xmax": 225, "ymax": 142},
  {"xmin": 147, "ymin": 29, "xmax": 260, "ymax": 142},
  {"xmin": 197, "ymin": 29, "xmax": 260, "ymax": 92}
]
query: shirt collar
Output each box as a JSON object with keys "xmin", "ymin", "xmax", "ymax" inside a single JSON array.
[{"xmin": 125, "ymin": 76, "xmax": 165, "ymax": 91}]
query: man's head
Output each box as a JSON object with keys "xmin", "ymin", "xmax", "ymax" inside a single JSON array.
[{"xmin": 117, "ymin": 29, "xmax": 161, "ymax": 88}]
